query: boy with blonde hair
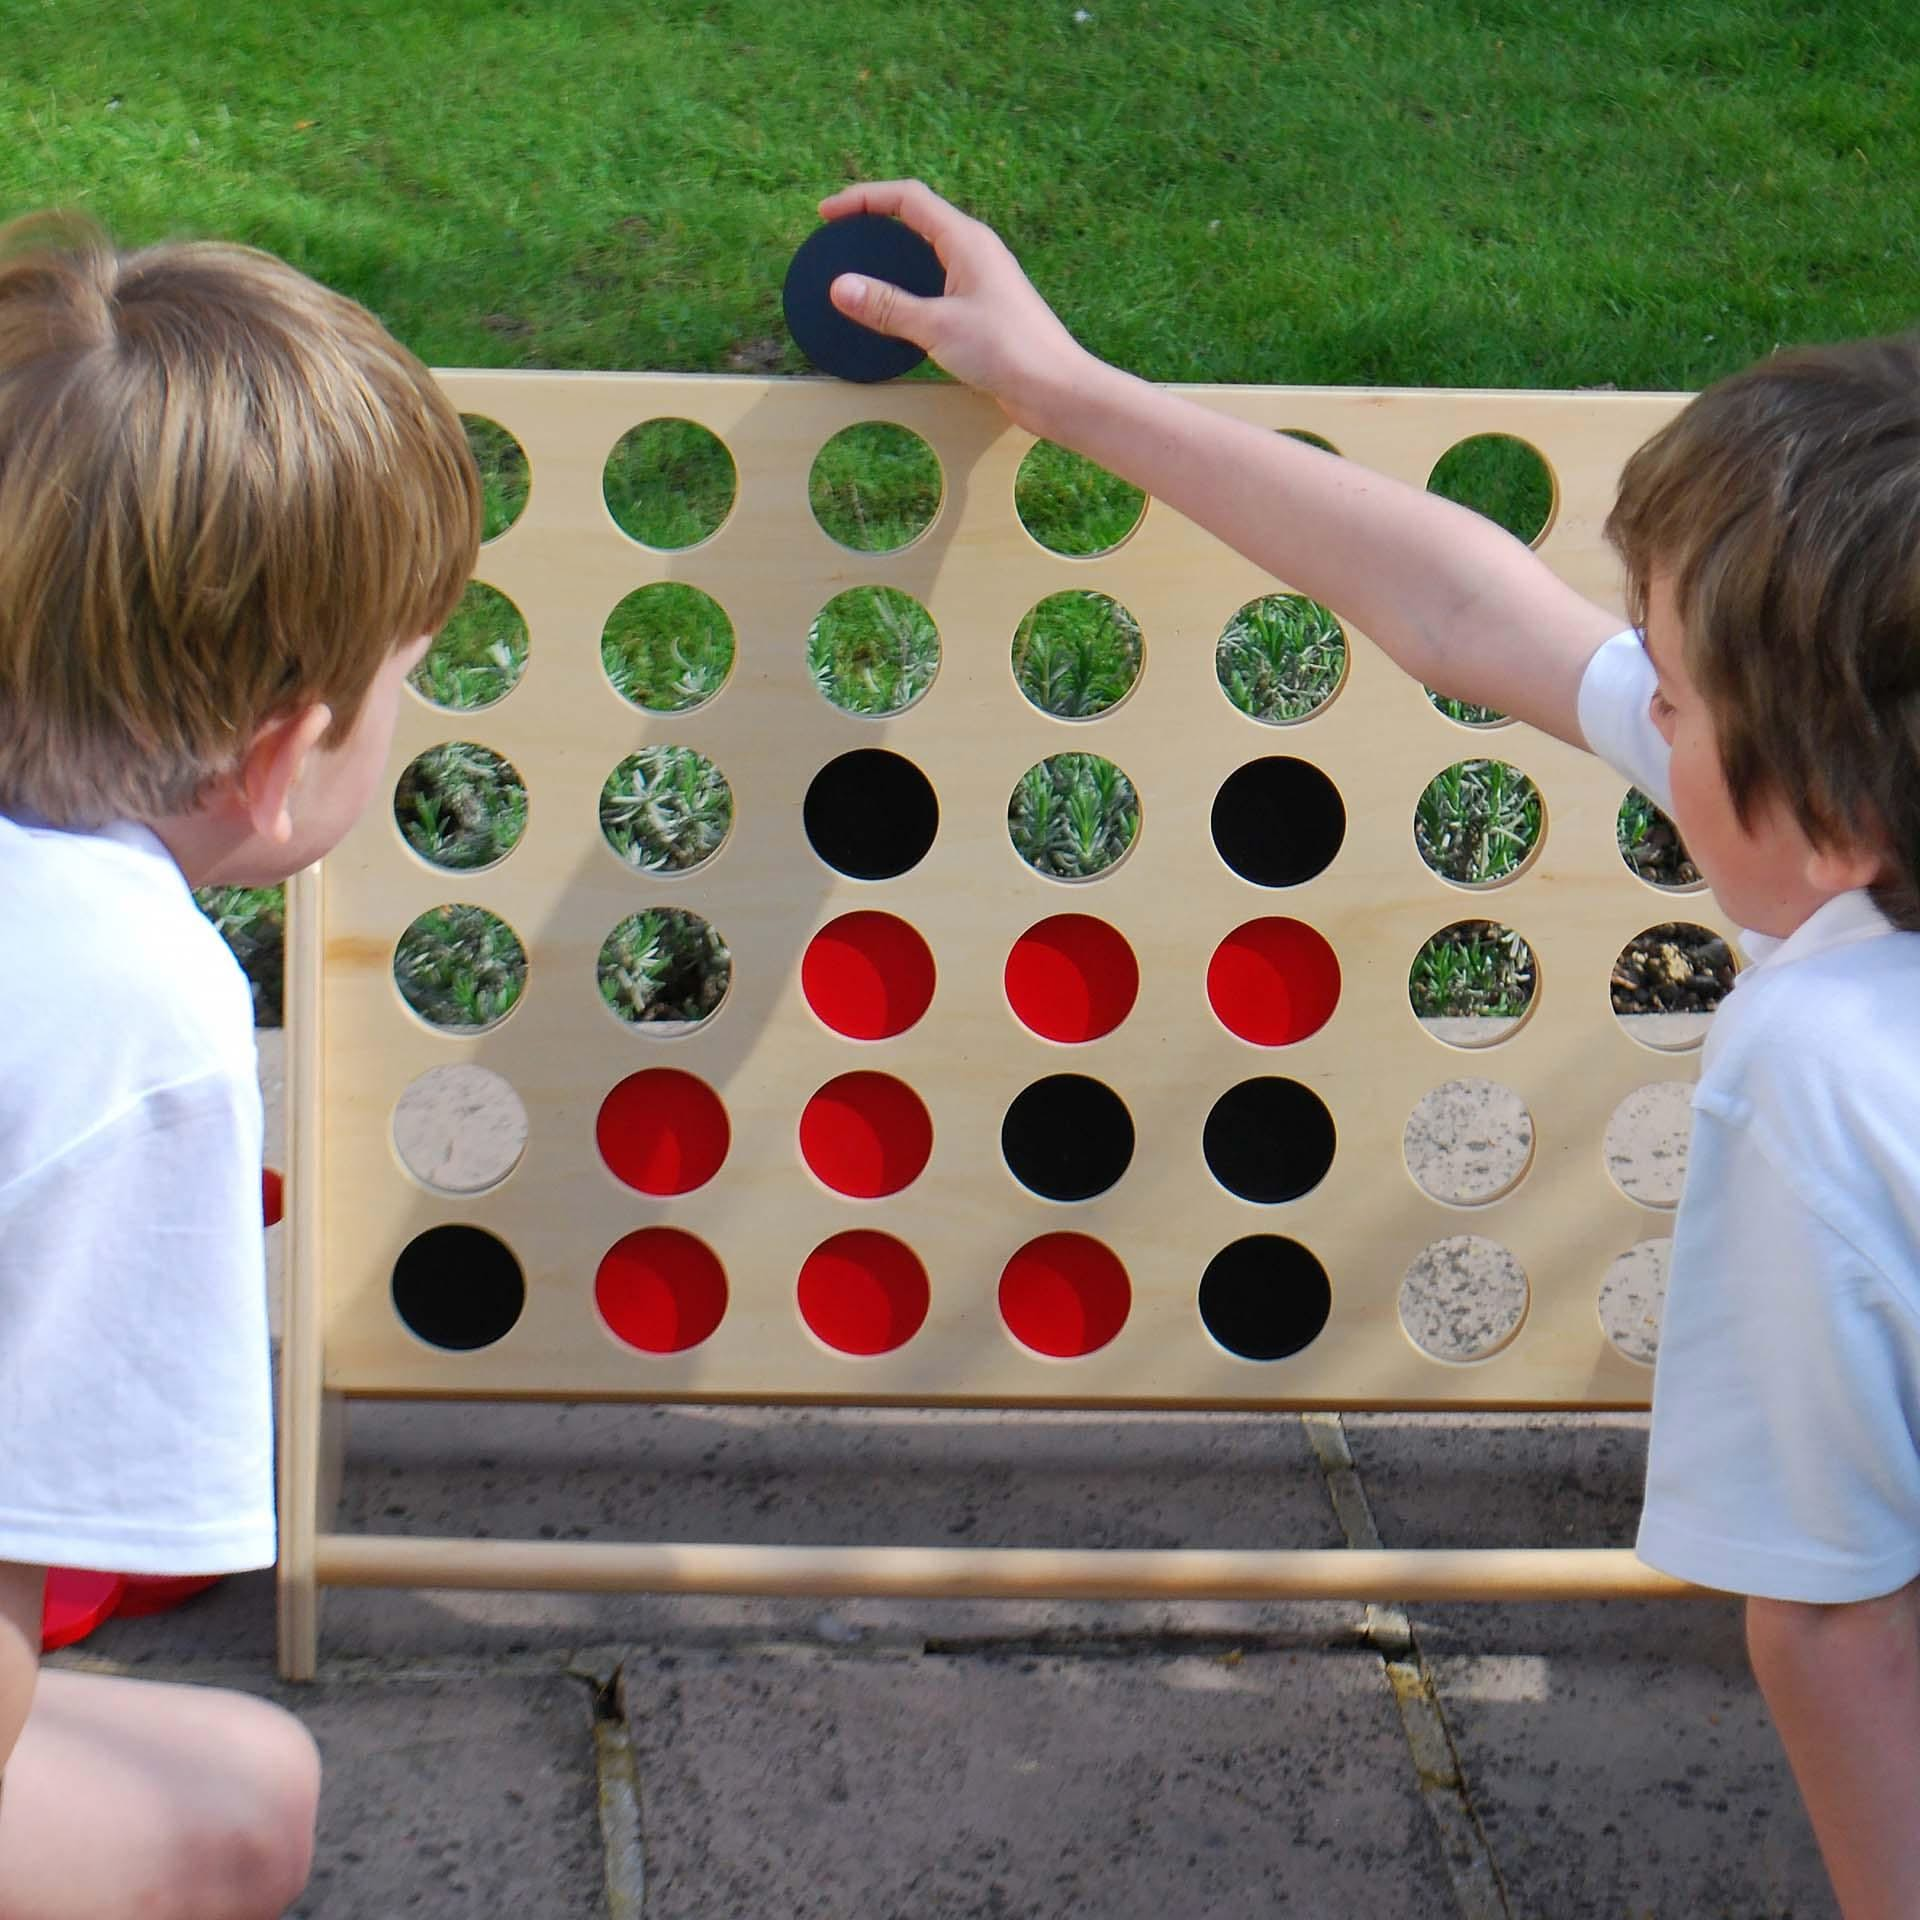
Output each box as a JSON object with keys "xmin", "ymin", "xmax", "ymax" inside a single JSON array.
[
  {"xmin": 0, "ymin": 215, "xmax": 478, "ymax": 1915},
  {"xmin": 825, "ymin": 179, "xmax": 1920, "ymax": 1918}
]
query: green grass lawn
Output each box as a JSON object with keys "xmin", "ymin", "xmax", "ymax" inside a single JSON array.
[{"xmin": 10, "ymin": 0, "xmax": 1916, "ymax": 1020}]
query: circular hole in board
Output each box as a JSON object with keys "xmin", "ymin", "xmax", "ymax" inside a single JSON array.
[
  {"xmin": 1617, "ymin": 787, "xmax": 1704, "ymax": 892},
  {"xmin": 1216, "ymin": 594, "xmax": 1348, "ymax": 725},
  {"xmin": 411, "ymin": 582, "xmax": 528, "ymax": 713},
  {"xmin": 392, "ymin": 1224, "xmax": 525, "ymax": 1352},
  {"xmin": 808, "ymin": 422, "xmax": 943, "ymax": 550},
  {"xmin": 809, "ymin": 586, "xmax": 941, "ymax": 716},
  {"xmin": 1426, "ymin": 432, "xmax": 1556, "ymax": 546},
  {"xmin": 392, "ymin": 1065, "xmax": 529, "ymax": 1196},
  {"xmin": 1004, "ymin": 914, "xmax": 1139, "ymax": 1043},
  {"xmin": 604, "ymin": 418, "xmax": 737, "ymax": 548},
  {"xmin": 394, "ymin": 742, "xmax": 527, "ymax": 873},
  {"xmin": 1012, "ymin": 591, "xmax": 1144, "ymax": 720},
  {"xmin": 1409, "ymin": 920, "xmax": 1536, "ymax": 1048},
  {"xmin": 1604, "ymin": 1081, "xmax": 1694, "ymax": 1208},
  {"xmin": 1413, "ymin": 760, "xmax": 1543, "ymax": 888},
  {"xmin": 798, "ymin": 1232, "xmax": 931, "ymax": 1356},
  {"xmin": 802, "ymin": 912, "xmax": 937, "ymax": 1040},
  {"xmin": 1403, "ymin": 1080, "xmax": 1534, "ymax": 1206},
  {"xmin": 1014, "ymin": 440, "xmax": 1145, "ymax": 556},
  {"xmin": 599, "ymin": 748, "xmax": 734, "ymax": 875},
  {"xmin": 596, "ymin": 1228, "xmax": 728, "ymax": 1354},
  {"xmin": 1399, "ymin": 1235, "xmax": 1529, "ymax": 1363},
  {"xmin": 601, "ymin": 584, "xmax": 736, "ymax": 714},
  {"xmin": 1612, "ymin": 922, "xmax": 1734, "ymax": 1052},
  {"xmin": 1207, "ymin": 918, "xmax": 1342, "ymax": 1045},
  {"xmin": 1598, "ymin": 1237, "xmax": 1670, "ymax": 1366},
  {"xmin": 462, "ymin": 414, "xmax": 530, "ymax": 542},
  {"xmin": 392, "ymin": 905, "xmax": 527, "ymax": 1033},
  {"xmin": 1198, "ymin": 1237, "xmax": 1332, "ymax": 1360},
  {"xmin": 1212, "ymin": 758, "xmax": 1346, "ymax": 886},
  {"xmin": 799, "ymin": 1072, "xmax": 933, "ymax": 1199},
  {"xmin": 597, "ymin": 910, "xmax": 732, "ymax": 1030},
  {"xmin": 999, "ymin": 1233, "xmax": 1132, "ymax": 1357},
  {"xmin": 804, "ymin": 749, "xmax": 939, "ymax": 879},
  {"xmin": 1008, "ymin": 754, "xmax": 1140, "ymax": 881},
  {"xmin": 597, "ymin": 1069, "xmax": 730, "ymax": 1195},
  {"xmin": 1202, "ymin": 1078, "xmax": 1336, "ymax": 1203},
  {"xmin": 1001, "ymin": 1074, "xmax": 1135, "ymax": 1202}
]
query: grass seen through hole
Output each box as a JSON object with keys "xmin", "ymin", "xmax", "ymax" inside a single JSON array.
[
  {"xmin": 1410, "ymin": 921, "xmax": 1536, "ymax": 1023},
  {"xmin": 809, "ymin": 588, "xmax": 940, "ymax": 715},
  {"xmin": 604, "ymin": 419, "xmax": 735, "ymax": 548},
  {"xmin": 808, "ymin": 423, "xmax": 942, "ymax": 552},
  {"xmin": 602, "ymin": 584, "xmax": 735, "ymax": 711},
  {"xmin": 462, "ymin": 416, "xmax": 530, "ymax": 542},
  {"xmin": 411, "ymin": 582, "xmax": 528, "ymax": 711},
  {"xmin": 1014, "ymin": 442, "xmax": 1145, "ymax": 556}
]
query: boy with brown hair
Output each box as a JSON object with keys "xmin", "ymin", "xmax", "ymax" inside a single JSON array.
[
  {"xmin": 825, "ymin": 179, "xmax": 1920, "ymax": 1917},
  {"xmin": 0, "ymin": 214, "xmax": 479, "ymax": 1915}
]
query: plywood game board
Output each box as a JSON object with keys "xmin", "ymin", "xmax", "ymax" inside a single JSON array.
[{"xmin": 280, "ymin": 373, "xmax": 1716, "ymax": 1677}]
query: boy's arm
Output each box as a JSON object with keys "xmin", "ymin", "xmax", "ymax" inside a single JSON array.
[
  {"xmin": 0, "ymin": 1562, "xmax": 43, "ymax": 1773},
  {"xmin": 821, "ymin": 180, "xmax": 1622, "ymax": 748},
  {"xmin": 1747, "ymin": 1583, "xmax": 1920, "ymax": 1920}
]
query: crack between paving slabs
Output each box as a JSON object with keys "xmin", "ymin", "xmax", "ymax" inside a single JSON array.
[
  {"xmin": 1301, "ymin": 1412, "xmax": 1514, "ymax": 1920},
  {"xmin": 573, "ymin": 1653, "xmax": 648, "ymax": 1920}
]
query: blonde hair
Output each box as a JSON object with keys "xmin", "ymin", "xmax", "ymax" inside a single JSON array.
[
  {"xmin": 0, "ymin": 212, "xmax": 480, "ymax": 826},
  {"xmin": 1606, "ymin": 333, "xmax": 1920, "ymax": 930}
]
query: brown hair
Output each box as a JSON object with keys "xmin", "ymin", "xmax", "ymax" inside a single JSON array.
[
  {"xmin": 1606, "ymin": 333, "xmax": 1920, "ymax": 928},
  {"xmin": 0, "ymin": 212, "xmax": 480, "ymax": 827}
]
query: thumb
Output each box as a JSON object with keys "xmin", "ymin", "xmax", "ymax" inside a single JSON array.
[{"xmin": 830, "ymin": 272, "xmax": 938, "ymax": 348}]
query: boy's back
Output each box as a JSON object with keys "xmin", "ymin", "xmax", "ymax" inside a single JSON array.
[{"xmin": 0, "ymin": 812, "xmax": 272, "ymax": 1575}]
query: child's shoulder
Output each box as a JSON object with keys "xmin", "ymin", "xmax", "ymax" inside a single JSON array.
[{"xmin": 1, "ymin": 817, "xmax": 253, "ymax": 1150}]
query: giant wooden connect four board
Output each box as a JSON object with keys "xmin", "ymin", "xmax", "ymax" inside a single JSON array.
[{"xmin": 280, "ymin": 373, "xmax": 1720, "ymax": 1678}]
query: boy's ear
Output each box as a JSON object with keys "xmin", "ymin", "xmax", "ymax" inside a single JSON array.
[
  {"xmin": 1806, "ymin": 836, "xmax": 1888, "ymax": 895},
  {"xmin": 236, "ymin": 703, "xmax": 334, "ymax": 844}
]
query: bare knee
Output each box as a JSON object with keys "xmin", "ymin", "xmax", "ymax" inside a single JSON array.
[{"xmin": 163, "ymin": 1699, "xmax": 321, "ymax": 1920}]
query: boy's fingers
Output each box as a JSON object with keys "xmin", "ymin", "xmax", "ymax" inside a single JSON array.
[
  {"xmin": 817, "ymin": 179, "xmax": 964, "ymax": 260},
  {"xmin": 830, "ymin": 273, "xmax": 936, "ymax": 348}
]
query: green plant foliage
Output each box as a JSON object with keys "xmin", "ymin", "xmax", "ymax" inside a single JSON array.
[
  {"xmin": 395, "ymin": 743, "xmax": 527, "ymax": 870},
  {"xmin": 1013, "ymin": 592, "xmax": 1142, "ymax": 718},
  {"xmin": 195, "ymin": 885, "xmax": 286, "ymax": 1025},
  {"xmin": 394, "ymin": 906, "xmax": 526, "ymax": 1029},
  {"xmin": 463, "ymin": 416, "xmax": 530, "ymax": 541},
  {"xmin": 1426, "ymin": 434, "xmax": 1554, "ymax": 545},
  {"xmin": 809, "ymin": 423, "xmax": 942, "ymax": 552},
  {"xmin": 412, "ymin": 582, "xmax": 528, "ymax": 711},
  {"xmin": 1009, "ymin": 754, "xmax": 1139, "ymax": 878},
  {"xmin": 598, "ymin": 910, "xmax": 731, "ymax": 1024},
  {"xmin": 600, "ymin": 748, "xmax": 733, "ymax": 872},
  {"xmin": 1216, "ymin": 595, "xmax": 1345, "ymax": 723},
  {"xmin": 1014, "ymin": 442, "xmax": 1144, "ymax": 556},
  {"xmin": 1409, "ymin": 920, "xmax": 1536, "ymax": 1021},
  {"xmin": 1415, "ymin": 760, "xmax": 1542, "ymax": 885},
  {"xmin": 604, "ymin": 419, "xmax": 735, "ymax": 548},
  {"xmin": 602, "ymin": 584, "xmax": 736, "ymax": 711},
  {"xmin": 809, "ymin": 587, "xmax": 940, "ymax": 715}
]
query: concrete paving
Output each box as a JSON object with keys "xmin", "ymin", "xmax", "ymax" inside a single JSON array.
[{"xmin": 56, "ymin": 1401, "xmax": 1836, "ymax": 1920}]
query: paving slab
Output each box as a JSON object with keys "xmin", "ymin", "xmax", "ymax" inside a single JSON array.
[
  {"xmin": 315, "ymin": 1400, "xmax": 1358, "ymax": 1662},
  {"xmin": 285, "ymin": 1670, "xmax": 605, "ymax": 1919},
  {"xmin": 1343, "ymin": 1413, "xmax": 1834, "ymax": 1917},
  {"xmin": 623, "ymin": 1643, "xmax": 1453, "ymax": 1920}
]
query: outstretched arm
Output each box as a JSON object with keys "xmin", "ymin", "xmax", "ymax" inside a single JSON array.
[
  {"xmin": 821, "ymin": 180, "xmax": 1622, "ymax": 748},
  {"xmin": 1747, "ymin": 1582, "xmax": 1920, "ymax": 1919}
]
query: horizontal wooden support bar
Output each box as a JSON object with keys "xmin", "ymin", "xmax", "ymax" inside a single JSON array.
[{"xmin": 315, "ymin": 1535, "xmax": 1706, "ymax": 1604}]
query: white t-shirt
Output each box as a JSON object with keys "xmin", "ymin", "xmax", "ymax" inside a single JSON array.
[
  {"xmin": 1579, "ymin": 631, "xmax": 1920, "ymax": 1602},
  {"xmin": 0, "ymin": 816, "xmax": 275, "ymax": 1574}
]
